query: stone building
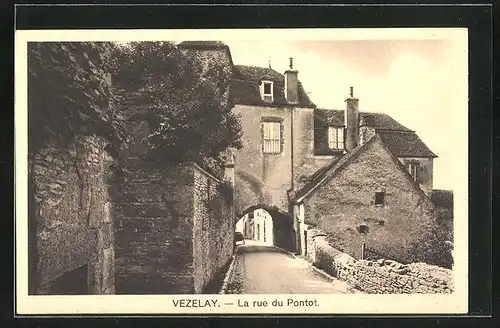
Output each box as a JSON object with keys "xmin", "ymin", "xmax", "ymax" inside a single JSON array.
[
  {"xmin": 179, "ymin": 41, "xmax": 446, "ymax": 265},
  {"xmin": 235, "ymin": 208, "xmax": 274, "ymax": 245}
]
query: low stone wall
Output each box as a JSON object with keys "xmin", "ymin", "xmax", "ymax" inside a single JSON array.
[
  {"xmin": 306, "ymin": 229, "xmax": 454, "ymax": 294},
  {"xmin": 333, "ymin": 258, "xmax": 454, "ymax": 294}
]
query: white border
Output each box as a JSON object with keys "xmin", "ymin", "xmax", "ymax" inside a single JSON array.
[{"xmin": 15, "ymin": 28, "xmax": 468, "ymax": 315}]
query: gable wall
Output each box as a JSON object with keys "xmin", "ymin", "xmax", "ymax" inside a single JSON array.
[{"xmin": 302, "ymin": 137, "xmax": 435, "ymax": 262}]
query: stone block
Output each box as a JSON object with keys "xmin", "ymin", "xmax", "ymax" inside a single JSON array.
[{"xmin": 102, "ymin": 247, "xmax": 115, "ymax": 290}]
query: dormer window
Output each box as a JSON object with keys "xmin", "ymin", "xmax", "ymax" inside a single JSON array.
[
  {"xmin": 260, "ymin": 80, "xmax": 274, "ymax": 102},
  {"xmin": 328, "ymin": 126, "xmax": 345, "ymax": 150},
  {"xmin": 408, "ymin": 161, "xmax": 420, "ymax": 183}
]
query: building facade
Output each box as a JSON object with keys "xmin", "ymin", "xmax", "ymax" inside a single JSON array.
[{"xmin": 180, "ymin": 41, "xmax": 442, "ymax": 261}]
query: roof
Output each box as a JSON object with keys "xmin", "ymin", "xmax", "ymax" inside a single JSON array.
[
  {"xmin": 292, "ymin": 133, "xmax": 435, "ymax": 204},
  {"xmin": 230, "ymin": 65, "xmax": 315, "ymax": 108},
  {"xmin": 177, "ymin": 41, "xmax": 234, "ymax": 65},
  {"xmin": 378, "ymin": 131, "xmax": 437, "ymax": 158},
  {"xmin": 315, "ymin": 108, "xmax": 413, "ymax": 131},
  {"xmin": 360, "ymin": 112, "xmax": 413, "ymax": 131},
  {"xmin": 313, "ymin": 108, "xmax": 436, "ymax": 158}
]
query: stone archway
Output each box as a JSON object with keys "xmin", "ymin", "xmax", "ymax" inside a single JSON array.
[{"xmin": 235, "ymin": 204, "xmax": 296, "ymax": 253}]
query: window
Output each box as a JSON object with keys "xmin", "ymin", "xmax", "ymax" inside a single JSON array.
[
  {"xmin": 262, "ymin": 121, "xmax": 281, "ymax": 154},
  {"xmin": 328, "ymin": 126, "xmax": 345, "ymax": 150},
  {"xmin": 263, "ymin": 82, "xmax": 272, "ymax": 95},
  {"xmin": 375, "ymin": 191, "xmax": 385, "ymax": 206},
  {"xmin": 358, "ymin": 224, "xmax": 369, "ymax": 234},
  {"xmin": 408, "ymin": 162, "xmax": 420, "ymax": 182},
  {"xmin": 260, "ymin": 80, "xmax": 273, "ymax": 102}
]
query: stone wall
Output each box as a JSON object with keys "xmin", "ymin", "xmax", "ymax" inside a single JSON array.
[
  {"xmin": 114, "ymin": 162, "xmax": 234, "ymax": 294},
  {"xmin": 112, "ymin": 87, "xmax": 234, "ymax": 294},
  {"xmin": 306, "ymin": 231, "xmax": 454, "ymax": 294},
  {"xmin": 30, "ymin": 136, "xmax": 114, "ymax": 294},
  {"xmin": 302, "ymin": 135, "xmax": 439, "ymax": 264},
  {"xmin": 192, "ymin": 166, "xmax": 235, "ymax": 293},
  {"xmin": 114, "ymin": 163, "xmax": 196, "ymax": 294}
]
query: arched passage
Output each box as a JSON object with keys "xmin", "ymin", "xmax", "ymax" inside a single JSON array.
[{"xmin": 235, "ymin": 204, "xmax": 296, "ymax": 253}]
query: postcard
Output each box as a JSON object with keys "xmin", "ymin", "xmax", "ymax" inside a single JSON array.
[{"xmin": 15, "ymin": 27, "xmax": 468, "ymax": 315}]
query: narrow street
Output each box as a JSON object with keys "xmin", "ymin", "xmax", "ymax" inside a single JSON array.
[{"xmin": 225, "ymin": 241, "xmax": 355, "ymax": 294}]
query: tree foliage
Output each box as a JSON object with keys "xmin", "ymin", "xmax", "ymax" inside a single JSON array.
[
  {"xmin": 405, "ymin": 211, "xmax": 453, "ymax": 269},
  {"xmin": 112, "ymin": 41, "xmax": 242, "ymax": 178},
  {"xmin": 28, "ymin": 42, "xmax": 126, "ymax": 155}
]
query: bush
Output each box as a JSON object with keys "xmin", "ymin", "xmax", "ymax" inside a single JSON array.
[{"xmin": 112, "ymin": 42, "xmax": 242, "ymax": 179}]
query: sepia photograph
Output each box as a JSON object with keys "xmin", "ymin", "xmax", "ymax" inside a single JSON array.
[{"xmin": 15, "ymin": 28, "xmax": 468, "ymax": 314}]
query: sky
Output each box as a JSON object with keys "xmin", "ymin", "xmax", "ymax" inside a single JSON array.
[
  {"xmin": 221, "ymin": 36, "xmax": 467, "ymax": 191},
  {"xmin": 18, "ymin": 28, "xmax": 467, "ymax": 191}
]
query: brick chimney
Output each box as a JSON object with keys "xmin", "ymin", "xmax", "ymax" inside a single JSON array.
[
  {"xmin": 284, "ymin": 57, "xmax": 299, "ymax": 104},
  {"xmin": 345, "ymin": 87, "xmax": 360, "ymax": 151}
]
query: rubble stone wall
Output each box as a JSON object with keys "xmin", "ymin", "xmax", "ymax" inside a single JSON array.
[{"xmin": 306, "ymin": 230, "xmax": 453, "ymax": 294}]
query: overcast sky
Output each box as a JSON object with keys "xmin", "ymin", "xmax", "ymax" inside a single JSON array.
[
  {"xmin": 222, "ymin": 36, "xmax": 467, "ymax": 191},
  {"xmin": 19, "ymin": 29, "xmax": 467, "ymax": 191}
]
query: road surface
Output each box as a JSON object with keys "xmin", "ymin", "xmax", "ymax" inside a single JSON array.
[{"xmin": 225, "ymin": 242, "xmax": 356, "ymax": 294}]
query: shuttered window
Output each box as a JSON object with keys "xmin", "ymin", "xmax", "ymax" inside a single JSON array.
[
  {"xmin": 408, "ymin": 162, "xmax": 420, "ymax": 183},
  {"xmin": 328, "ymin": 127, "xmax": 344, "ymax": 150},
  {"xmin": 262, "ymin": 121, "xmax": 281, "ymax": 154}
]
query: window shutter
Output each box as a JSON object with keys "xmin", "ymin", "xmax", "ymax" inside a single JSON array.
[
  {"xmin": 280, "ymin": 121, "xmax": 284, "ymax": 153},
  {"xmin": 260, "ymin": 122, "xmax": 264, "ymax": 153}
]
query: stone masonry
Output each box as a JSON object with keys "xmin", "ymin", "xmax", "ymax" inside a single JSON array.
[
  {"xmin": 301, "ymin": 135, "xmax": 437, "ymax": 263},
  {"xmin": 112, "ymin": 86, "xmax": 235, "ymax": 294},
  {"xmin": 306, "ymin": 231, "xmax": 453, "ymax": 294},
  {"xmin": 30, "ymin": 136, "xmax": 114, "ymax": 294},
  {"xmin": 113, "ymin": 162, "xmax": 234, "ymax": 294}
]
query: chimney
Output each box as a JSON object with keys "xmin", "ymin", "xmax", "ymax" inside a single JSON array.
[
  {"xmin": 284, "ymin": 57, "xmax": 299, "ymax": 104},
  {"xmin": 345, "ymin": 86, "xmax": 360, "ymax": 151}
]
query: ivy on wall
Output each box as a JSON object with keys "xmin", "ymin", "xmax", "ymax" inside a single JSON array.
[
  {"xmin": 28, "ymin": 42, "xmax": 126, "ymax": 156},
  {"xmin": 112, "ymin": 42, "xmax": 243, "ymax": 179}
]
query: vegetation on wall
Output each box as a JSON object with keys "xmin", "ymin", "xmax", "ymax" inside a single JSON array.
[
  {"xmin": 405, "ymin": 212, "xmax": 453, "ymax": 269},
  {"xmin": 28, "ymin": 41, "xmax": 242, "ymax": 180},
  {"xmin": 112, "ymin": 41, "xmax": 243, "ymax": 179},
  {"xmin": 28, "ymin": 42, "xmax": 126, "ymax": 156}
]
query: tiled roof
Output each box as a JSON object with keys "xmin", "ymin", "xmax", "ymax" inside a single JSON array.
[
  {"xmin": 313, "ymin": 108, "xmax": 436, "ymax": 158},
  {"xmin": 315, "ymin": 108, "xmax": 413, "ymax": 131},
  {"xmin": 360, "ymin": 112, "xmax": 413, "ymax": 131},
  {"xmin": 230, "ymin": 65, "xmax": 315, "ymax": 108},
  {"xmin": 378, "ymin": 131, "xmax": 437, "ymax": 158},
  {"xmin": 292, "ymin": 133, "xmax": 435, "ymax": 204}
]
